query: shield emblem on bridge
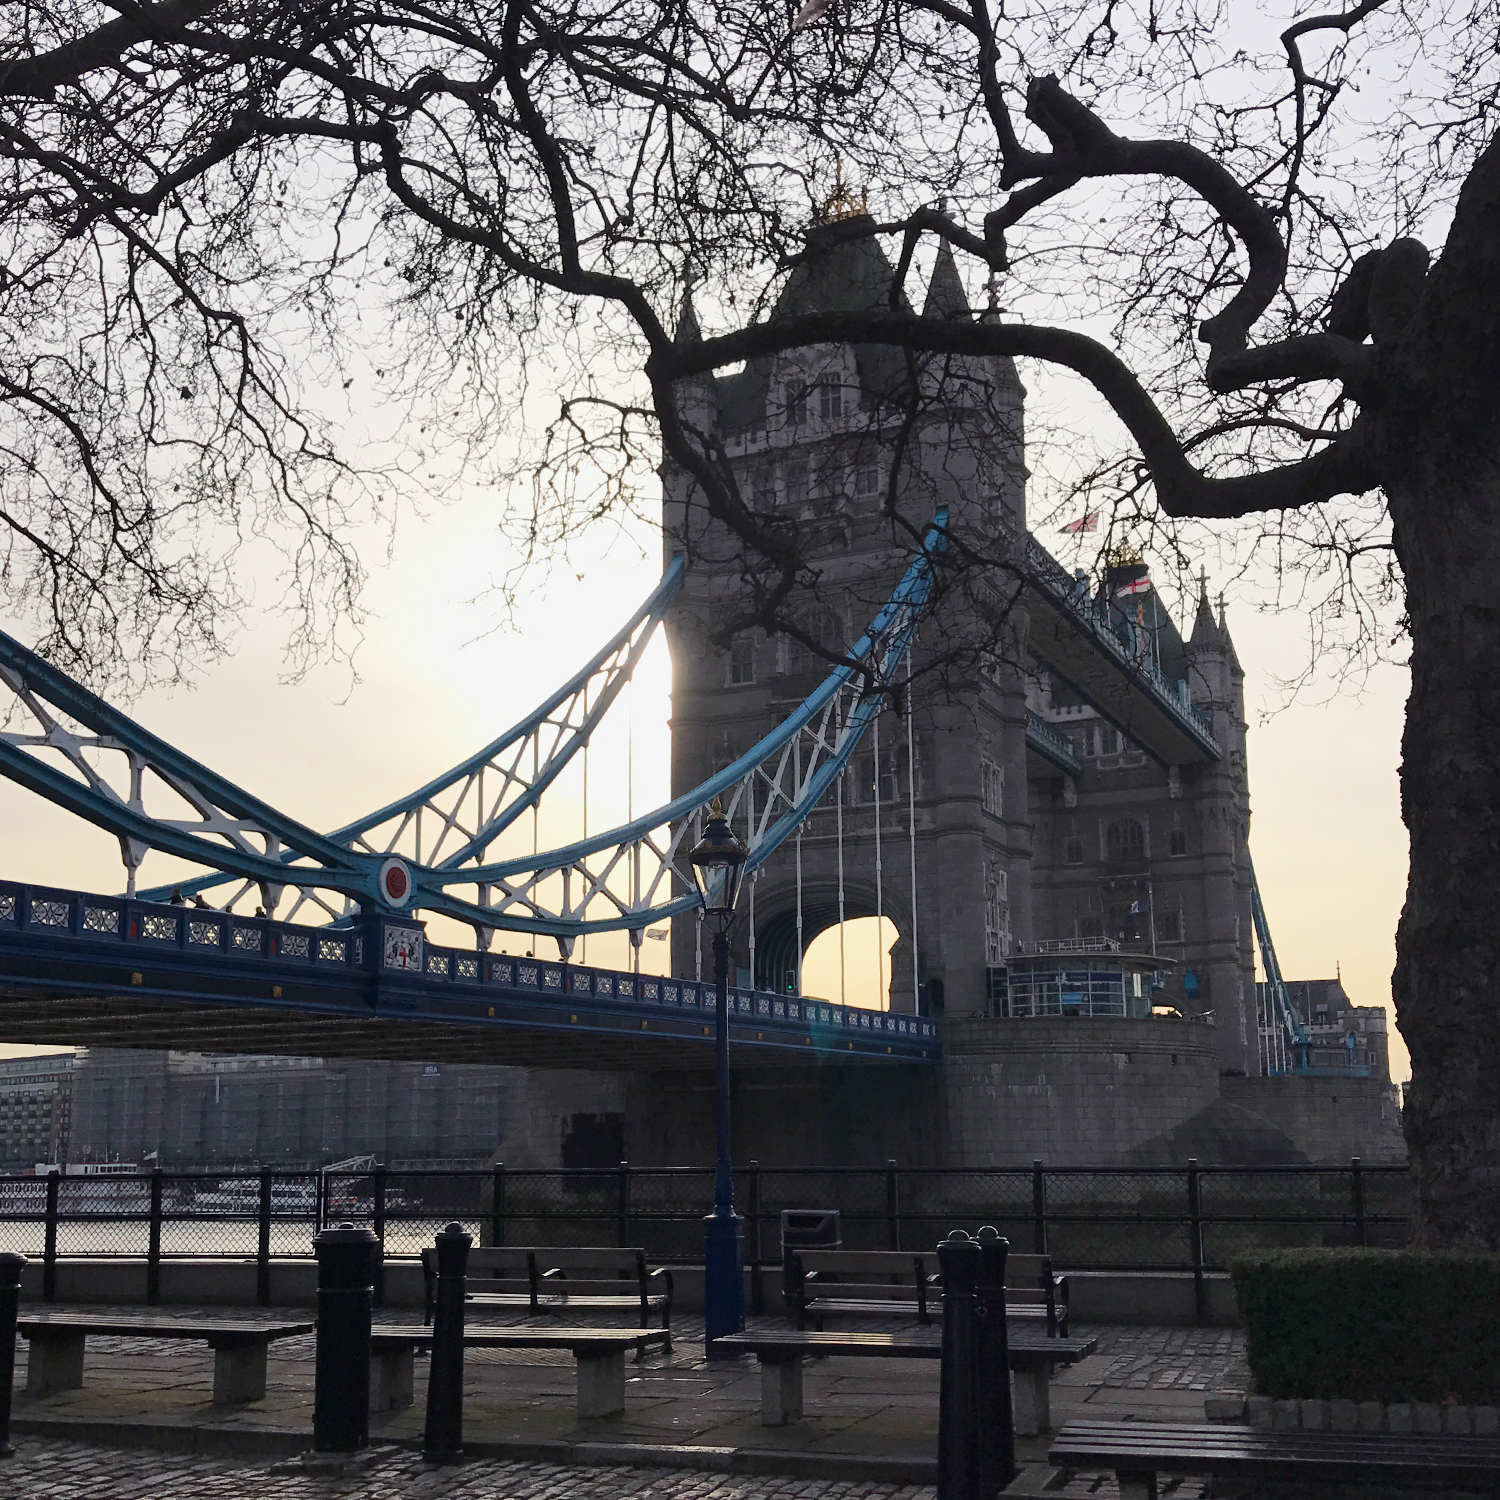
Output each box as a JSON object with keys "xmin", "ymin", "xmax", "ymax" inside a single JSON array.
[{"xmin": 383, "ymin": 926, "xmax": 424, "ymax": 972}]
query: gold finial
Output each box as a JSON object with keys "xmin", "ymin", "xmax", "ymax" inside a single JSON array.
[
  {"xmin": 815, "ymin": 157, "xmax": 868, "ymax": 224},
  {"xmin": 1104, "ymin": 541, "xmax": 1144, "ymax": 568}
]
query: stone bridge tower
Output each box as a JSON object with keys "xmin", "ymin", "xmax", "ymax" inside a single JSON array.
[
  {"xmin": 663, "ymin": 217, "xmax": 1031, "ymax": 1016},
  {"xmin": 661, "ymin": 213, "xmax": 1259, "ymax": 1079}
]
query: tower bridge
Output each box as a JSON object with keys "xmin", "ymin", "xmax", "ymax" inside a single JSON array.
[{"xmin": 0, "ymin": 212, "xmax": 1404, "ymax": 1172}]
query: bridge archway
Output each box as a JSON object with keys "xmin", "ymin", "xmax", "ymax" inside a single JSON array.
[{"xmin": 752, "ymin": 888, "xmax": 901, "ymax": 1009}]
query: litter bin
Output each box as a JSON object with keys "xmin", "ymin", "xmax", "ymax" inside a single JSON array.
[
  {"xmin": 781, "ymin": 1208, "xmax": 841, "ymax": 1252},
  {"xmin": 781, "ymin": 1209, "xmax": 840, "ymax": 1313}
]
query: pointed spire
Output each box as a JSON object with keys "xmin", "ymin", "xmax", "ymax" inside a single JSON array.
[
  {"xmin": 1189, "ymin": 569, "xmax": 1227, "ymax": 650},
  {"xmin": 922, "ymin": 241, "xmax": 971, "ymax": 319},
  {"xmin": 674, "ymin": 284, "xmax": 702, "ymax": 345}
]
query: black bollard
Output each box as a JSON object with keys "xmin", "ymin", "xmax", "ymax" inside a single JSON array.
[
  {"xmin": 937, "ymin": 1229, "xmax": 982, "ymax": 1500},
  {"xmin": 974, "ymin": 1226, "xmax": 1017, "ymax": 1497},
  {"xmin": 313, "ymin": 1223, "xmax": 379, "ymax": 1453},
  {"xmin": 423, "ymin": 1221, "xmax": 471, "ymax": 1463},
  {"xmin": 0, "ymin": 1252, "xmax": 25, "ymax": 1457}
]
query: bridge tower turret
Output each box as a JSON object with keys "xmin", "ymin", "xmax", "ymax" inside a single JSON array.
[
  {"xmin": 662, "ymin": 217, "xmax": 1031, "ymax": 1016},
  {"xmin": 1182, "ymin": 585, "xmax": 1257, "ymax": 1074}
]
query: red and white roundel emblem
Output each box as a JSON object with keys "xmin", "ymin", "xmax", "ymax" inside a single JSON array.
[{"xmin": 378, "ymin": 858, "xmax": 412, "ymax": 907}]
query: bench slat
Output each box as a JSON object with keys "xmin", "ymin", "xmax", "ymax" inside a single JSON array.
[
  {"xmin": 714, "ymin": 1331, "xmax": 1096, "ymax": 1360},
  {"xmin": 1049, "ymin": 1420, "xmax": 1500, "ymax": 1483},
  {"xmin": 372, "ymin": 1325, "xmax": 668, "ymax": 1353},
  {"xmin": 17, "ymin": 1317, "xmax": 310, "ymax": 1340}
]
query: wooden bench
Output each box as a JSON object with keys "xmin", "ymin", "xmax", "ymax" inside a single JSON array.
[
  {"xmin": 712, "ymin": 1328, "xmax": 1096, "ymax": 1433},
  {"xmin": 787, "ymin": 1249, "xmax": 1068, "ymax": 1335},
  {"xmin": 369, "ymin": 1325, "xmax": 670, "ymax": 1419},
  {"xmin": 421, "ymin": 1246, "xmax": 673, "ymax": 1346},
  {"xmin": 1048, "ymin": 1419, "xmax": 1500, "ymax": 1498},
  {"xmin": 17, "ymin": 1313, "xmax": 312, "ymax": 1406}
]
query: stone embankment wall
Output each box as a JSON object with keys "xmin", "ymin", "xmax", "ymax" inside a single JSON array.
[
  {"xmin": 1221, "ymin": 1074, "xmax": 1406, "ymax": 1165},
  {"xmin": 505, "ymin": 1020, "xmax": 1406, "ymax": 1170},
  {"xmin": 939, "ymin": 1016, "xmax": 1221, "ymax": 1166}
]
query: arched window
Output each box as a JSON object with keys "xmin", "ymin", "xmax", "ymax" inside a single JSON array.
[
  {"xmin": 1106, "ymin": 817, "xmax": 1146, "ymax": 863},
  {"xmin": 784, "ymin": 605, "xmax": 842, "ymax": 675}
]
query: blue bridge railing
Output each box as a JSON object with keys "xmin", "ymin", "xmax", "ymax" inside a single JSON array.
[{"xmin": 0, "ymin": 881, "xmax": 938, "ymax": 1062}]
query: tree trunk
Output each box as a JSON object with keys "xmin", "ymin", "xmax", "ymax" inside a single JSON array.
[{"xmin": 1384, "ymin": 131, "xmax": 1500, "ymax": 1247}]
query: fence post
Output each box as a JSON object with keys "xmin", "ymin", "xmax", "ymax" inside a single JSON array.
[
  {"xmin": 256, "ymin": 1166, "xmax": 273, "ymax": 1308},
  {"xmin": 0, "ymin": 1251, "xmax": 25, "ymax": 1457},
  {"xmin": 144, "ymin": 1164, "xmax": 163, "ymax": 1308},
  {"xmin": 617, "ymin": 1159, "xmax": 630, "ymax": 1247},
  {"xmin": 372, "ymin": 1164, "xmax": 387, "ymax": 1307},
  {"xmin": 424, "ymin": 1221, "xmax": 472, "ymax": 1463},
  {"xmin": 1351, "ymin": 1156, "xmax": 1366, "ymax": 1247},
  {"xmin": 748, "ymin": 1160, "xmax": 763, "ymax": 1316},
  {"xmin": 974, "ymin": 1227, "xmax": 1016, "ymax": 1498},
  {"xmin": 886, "ymin": 1159, "xmax": 901, "ymax": 1251},
  {"xmin": 313, "ymin": 1224, "xmax": 378, "ymax": 1453},
  {"xmin": 42, "ymin": 1169, "xmax": 59, "ymax": 1303},
  {"xmin": 1187, "ymin": 1158, "xmax": 1207, "ymax": 1326},
  {"xmin": 937, "ymin": 1230, "xmax": 982, "ymax": 1500},
  {"xmin": 1031, "ymin": 1160, "xmax": 1047, "ymax": 1256},
  {"xmin": 490, "ymin": 1162, "xmax": 505, "ymax": 1248}
]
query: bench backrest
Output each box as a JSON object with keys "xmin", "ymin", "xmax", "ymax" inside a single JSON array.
[
  {"xmin": 786, "ymin": 1247, "xmax": 1063, "ymax": 1329},
  {"xmin": 420, "ymin": 1246, "xmax": 651, "ymax": 1293},
  {"xmin": 791, "ymin": 1250, "xmax": 931, "ymax": 1278},
  {"xmin": 787, "ymin": 1250, "xmax": 935, "ymax": 1304},
  {"xmin": 1003, "ymin": 1253, "xmax": 1060, "ymax": 1299},
  {"xmin": 532, "ymin": 1247, "xmax": 647, "ymax": 1278},
  {"xmin": 420, "ymin": 1246, "xmax": 531, "ymax": 1284}
]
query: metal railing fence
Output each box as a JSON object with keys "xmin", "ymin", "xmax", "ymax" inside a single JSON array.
[{"xmin": 0, "ymin": 1158, "xmax": 1411, "ymax": 1308}]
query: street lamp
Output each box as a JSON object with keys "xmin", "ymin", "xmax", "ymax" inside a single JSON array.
[{"xmin": 687, "ymin": 796, "xmax": 749, "ymax": 1350}]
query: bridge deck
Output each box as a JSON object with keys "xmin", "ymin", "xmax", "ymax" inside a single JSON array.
[
  {"xmin": 0, "ymin": 882, "xmax": 937, "ymax": 1070},
  {"xmin": 1024, "ymin": 540, "xmax": 1221, "ymax": 766}
]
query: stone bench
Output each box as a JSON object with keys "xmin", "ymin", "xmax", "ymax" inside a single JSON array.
[
  {"xmin": 17, "ymin": 1313, "xmax": 312, "ymax": 1406},
  {"xmin": 369, "ymin": 1324, "xmax": 670, "ymax": 1419},
  {"xmin": 711, "ymin": 1328, "xmax": 1096, "ymax": 1433}
]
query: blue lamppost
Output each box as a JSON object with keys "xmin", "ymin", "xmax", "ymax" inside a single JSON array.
[{"xmin": 688, "ymin": 796, "xmax": 749, "ymax": 1352}]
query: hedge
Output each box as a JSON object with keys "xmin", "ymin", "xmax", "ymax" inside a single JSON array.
[{"xmin": 1232, "ymin": 1248, "xmax": 1500, "ymax": 1404}]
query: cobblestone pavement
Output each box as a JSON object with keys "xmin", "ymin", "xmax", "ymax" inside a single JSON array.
[
  {"xmin": 1081, "ymin": 1325, "xmax": 1249, "ymax": 1392},
  {"xmin": 0, "ymin": 1437, "xmax": 1210, "ymax": 1499},
  {"xmin": 0, "ymin": 1440, "xmax": 936, "ymax": 1499}
]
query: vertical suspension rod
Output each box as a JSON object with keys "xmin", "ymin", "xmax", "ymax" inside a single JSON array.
[
  {"xmin": 874, "ymin": 711, "xmax": 885, "ymax": 1009},
  {"xmin": 906, "ymin": 662, "xmax": 919, "ymax": 1014},
  {"xmin": 837, "ymin": 696, "xmax": 847, "ymax": 1009}
]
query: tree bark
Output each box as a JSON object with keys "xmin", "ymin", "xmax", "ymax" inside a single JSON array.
[{"xmin": 1384, "ymin": 132, "xmax": 1500, "ymax": 1247}]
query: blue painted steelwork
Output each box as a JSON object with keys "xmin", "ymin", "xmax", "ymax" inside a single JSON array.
[
  {"xmin": 1249, "ymin": 855, "xmax": 1372, "ymax": 1078},
  {"xmin": 139, "ymin": 555, "xmax": 688, "ymax": 913},
  {"xmin": 0, "ymin": 880, "xmax": 938, "ymax": 1063},
  {"xmin": 1250, "ymin": 853, "xmax": 1306, "ymax": 1075},
  {"xmin": 1024, "ymin": 710, "xmax": 1082, "ymax": 776},
  {"xmin": 0, "ymin": 522, "xmax": 943, "ymax": 946},
  {"xmin": 1024, "ymin": 538, "xmax": 1221, "ymax": 760}
]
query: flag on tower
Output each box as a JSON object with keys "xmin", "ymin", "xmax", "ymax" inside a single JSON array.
[
  {"xmin": 1060, "ymin": 511, "xmax": 1100, "ymax": 534},
  {"xmin": 1115, "ymin": 576, "xmax": 1151, "ymax": 599}
]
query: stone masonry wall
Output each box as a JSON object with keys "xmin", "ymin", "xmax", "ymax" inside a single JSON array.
[
  {"xmin": 940, "ymin": 1016, "xmax": 1221, "ymax": 1166},
  {"xmin": 1222, "ymin": 1075, "xmax": 1407, "ymax": 1165}
]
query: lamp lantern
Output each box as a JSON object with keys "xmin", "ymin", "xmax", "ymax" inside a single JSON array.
[{"xmin": 688, "ymin": 797, "xmax": 748, "ymax": 922}]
